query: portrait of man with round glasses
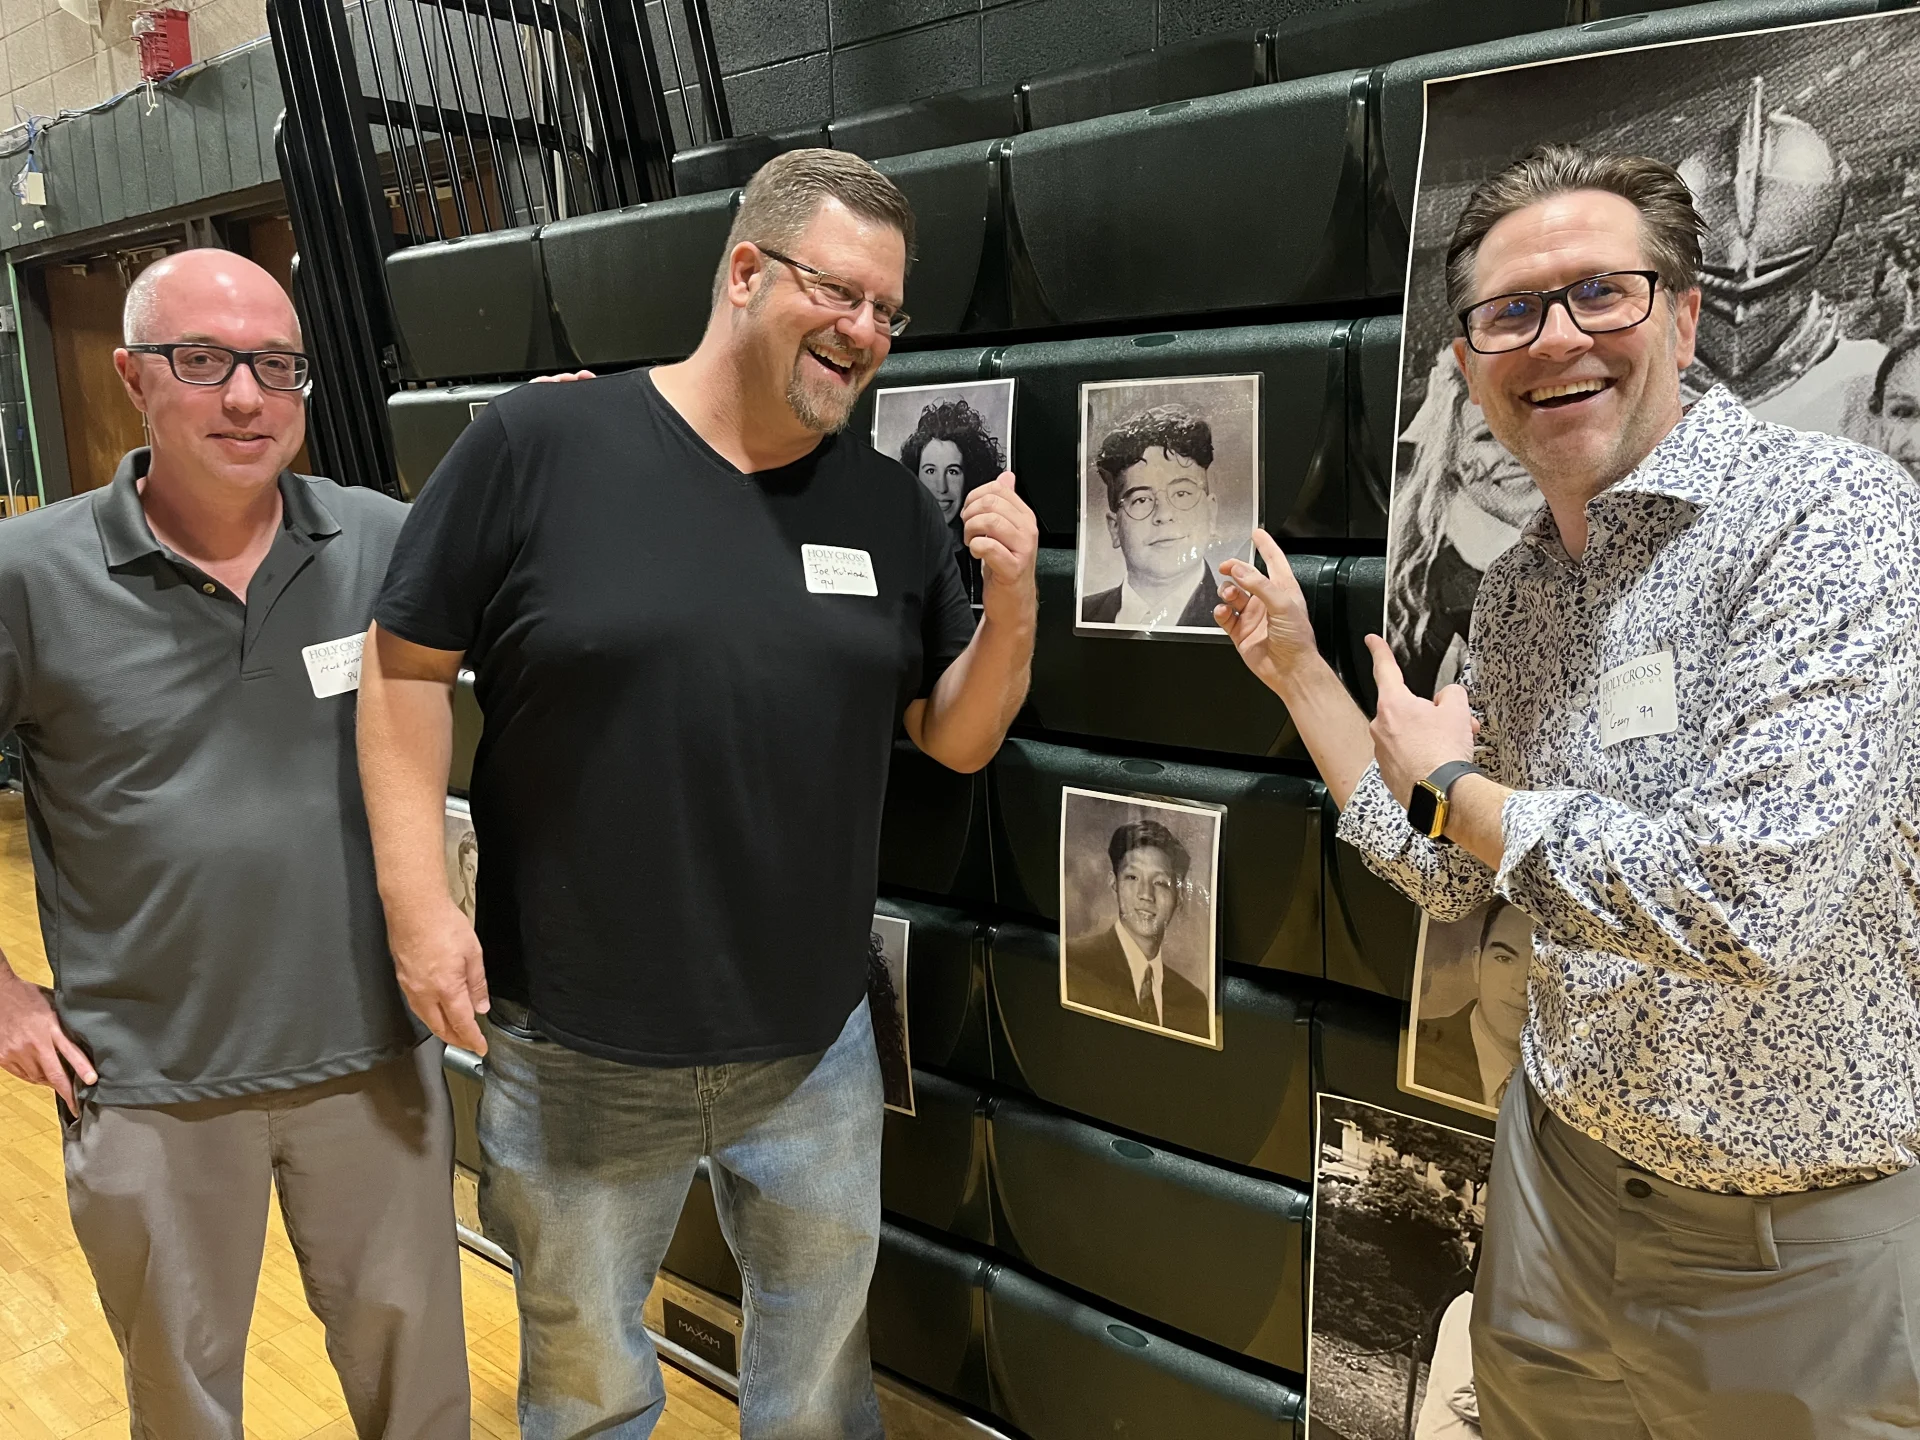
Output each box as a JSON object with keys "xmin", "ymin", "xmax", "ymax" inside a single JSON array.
[{"xmin": 1075, "ymin": 373, "xmax": 1261, "ymax": 637}]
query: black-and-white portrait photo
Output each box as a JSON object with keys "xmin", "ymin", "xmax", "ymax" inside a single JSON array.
[
  {"xmin": 1058, "ymin": 787, "xmax": 1221, "ymax": 1048},
  {"xmin": 1388, "ymin": 9, "xmax": 1920, "ymax": 699},
  {"xmin": 1308, "ymin": 1096, "xmax": 1494, "ymax": 1440},
  {"xmin": 871, "ymin": 378, "xmax": 1016, "ymax": 600},
  {"xmin": 1402, "ymin": 900, "xmax": 1532, "ymax": 1120},
  {"xmin": 1076, "ymin": 374, "xmax": 1261, "ymax": 639},
  {"xmin": 868, "ymin": 913, "xmax": 914, "ymax": 1115},
  {"xmin": 443, "ymin": 797, "xmax": 477, "ymax": 923}
]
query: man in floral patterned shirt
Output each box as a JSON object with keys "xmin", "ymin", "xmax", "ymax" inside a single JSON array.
[{"xmin": 1219, "ymin": 145, "xmax": 1920, "ymax": 1438}]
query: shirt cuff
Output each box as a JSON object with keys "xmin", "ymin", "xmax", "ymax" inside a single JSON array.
[
  {"xmin": 1336, "ymin": 761, "xmax": 1415, "ymax": 859},
  {"xmin": 1495, "ymin": 787, "xmax": 1585, "ymax": 902}
]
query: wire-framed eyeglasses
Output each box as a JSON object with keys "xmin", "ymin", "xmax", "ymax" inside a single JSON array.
[
  {"xmin": 756, "ymin": 247, "xmax": 911, "ymax": 337},
  {"xmin": 125, "ymin": 342, "xmax": 311, "ymax": 391},
  {"xmin": 1458, "ymin": 270, "xmax": 1660, "ymax": 355},
  {"xmin": 1118, "ymin": 478, "xmax": 1207, "ymax": 521}
]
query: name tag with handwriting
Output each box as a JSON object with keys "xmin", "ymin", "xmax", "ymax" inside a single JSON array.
[
  {"xmin": 1598, "ymin": 651, "xmax": 1678, "ymax": 748},
  {"xmin": 302, "ymin": 633, "xmax": 365, "ymax": 698},
  {"xmin": 801, "ymin": 545, "xmax": 878, "ymax": 597}
]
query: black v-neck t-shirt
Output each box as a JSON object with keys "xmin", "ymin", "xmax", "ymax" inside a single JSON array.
[{"xmin": 375, "ymin": 370, "xmax": 976, "ymax": 1065}]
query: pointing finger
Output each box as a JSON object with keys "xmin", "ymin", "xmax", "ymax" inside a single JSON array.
[{"xmin": 1365, "ymin": 634, "xmax": 1411, "ymax": 699}]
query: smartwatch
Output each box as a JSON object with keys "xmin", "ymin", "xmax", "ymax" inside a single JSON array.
[{"xmin": 1406, "ymin": 761, "xmax": 1485, "ymax": 842}]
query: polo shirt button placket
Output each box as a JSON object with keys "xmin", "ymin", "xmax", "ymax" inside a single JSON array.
[{"xmin": 1624, "ymin": 1178, "xmax": 1653, "ymax": 1200}]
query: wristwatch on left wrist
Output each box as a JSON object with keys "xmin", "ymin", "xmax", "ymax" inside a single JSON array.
[{"xmin": 1406, "ymin": 761, "xmax": 1485, "ymax": 842}]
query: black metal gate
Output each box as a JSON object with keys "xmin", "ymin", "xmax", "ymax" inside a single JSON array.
[{"xmin": 267, "ymin": 0, "xmax": 728, "ymax": 493}]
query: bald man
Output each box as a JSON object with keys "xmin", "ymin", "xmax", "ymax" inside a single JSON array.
[{"xmin": 0, "ymin": 250, "xmax": 468, "ymax": 1438}]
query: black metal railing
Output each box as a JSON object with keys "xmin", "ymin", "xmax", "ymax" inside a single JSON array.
[{"xmin": 269, "ymin": 0, "xmax": 726, "ymax": 490}]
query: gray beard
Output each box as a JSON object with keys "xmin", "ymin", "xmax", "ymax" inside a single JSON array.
[{"xmin": 786, "ymin": 353, "xmax": 863, "ymax": 434}]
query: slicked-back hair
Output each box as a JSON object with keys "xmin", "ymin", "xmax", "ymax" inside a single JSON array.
[
  {"xmin": 1092, "ymin": 404, "xmax": 1214, "ymax": 512},
  {"xmin": 711, "ymin": 148, "xmax": 916, "ymax": 305},
  {"xmin": 1444, "ymin": 144, "xmax": 1705, "ymax": 315},
  {"xmin": 1107, "ymin": 820, "xmax": 1191, "ymax": 883}
]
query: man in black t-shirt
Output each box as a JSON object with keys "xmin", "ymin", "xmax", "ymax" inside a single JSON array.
[{"xmin": 360, "ymin": 149, "xmax": 1037, "ymax": 1438}]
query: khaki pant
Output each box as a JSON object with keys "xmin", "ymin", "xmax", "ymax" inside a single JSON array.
[
  {"xmin": 1474, "ymin": 1073, "xmax": 1920, "ymax": 1440},
  {"xmin": 62, "ymin": 1041, "xmax": 470, "ymax": 1440}
]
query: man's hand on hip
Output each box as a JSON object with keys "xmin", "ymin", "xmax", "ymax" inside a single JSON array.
[
  {"xmin": 387, "ymin": 900, "xmax": 491, "ymax": 1056},
  {"xmin": 1366, "ymin": 634, "xmax": 1478, "ymax": 807},
  {"xmin": 965, "ymin": 474, "xmax": 1039, "ymax": 613},
  {"xmin": 0, "ymin": 972, "xmax": 96, "ymax": 1111}
]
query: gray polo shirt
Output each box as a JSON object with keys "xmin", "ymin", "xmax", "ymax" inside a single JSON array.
[{"xmin": 0, "ymin": 449, "xmax": 418, "ymax": 1105}]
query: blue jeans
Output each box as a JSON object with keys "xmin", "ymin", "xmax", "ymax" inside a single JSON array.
[{"xmin": 476, "ymin": 998, "xmax": 886, "ymax": 1440}]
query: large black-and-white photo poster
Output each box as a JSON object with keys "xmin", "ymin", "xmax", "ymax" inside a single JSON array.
[
  {"xmin": 872, "ymin": 378, "xmax": 1017, "ymax": 602},
  {"xmin": 1308, "ymin": 1096, "xmax": 1495, "ymax": 1440},
  {"xmin": 1388, "ymin": 9, "xmax": 1920, "ymax": 699},
  {"xmin": 444, "ymin": 797, "xmax": 477, "ymax": 923}
]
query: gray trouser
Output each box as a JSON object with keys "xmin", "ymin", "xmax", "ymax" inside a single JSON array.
[
  {"xmin": 1473, "ymin": 1073, "xmax": 1920, "ymax": 1440},
  {"xmin": 62, "ymin": 1041, "xmax": 471, "ymax": 1440}
]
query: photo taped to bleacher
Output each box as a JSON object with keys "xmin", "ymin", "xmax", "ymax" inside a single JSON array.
[
  {"xmin": 1057, "ymin": 787, "xmax": 1221, "ymax": 1049},
  {"xmin": 1075, "ymin": 373, "xmax": 1261, "ymax": 640},
  {"xmin": 1401, "ymin": 901, "xmax": 1531, "ymax": 1121},
  {"xmin": 443, "ymin": 796, "xmax": 477, "ymax": 925},
  {"xmin": 1307, "ymin": 1095, "xmax": 1494, "ymax": 1440},
  {"xmin": 1388, "ymin": 7, "xmax": 1920, "ymax": 702},
  {"xmin": 871, "ymin": 378, "xmax": 1017, "ymax": 604},
  {"xmin": 867, "ymin": 912, "xmax": 915, "ymax": 1116}
]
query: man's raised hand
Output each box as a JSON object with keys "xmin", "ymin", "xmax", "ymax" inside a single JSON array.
[{"xmin": 1214, "ymin": 529, "xmax": 1322, "ymax": 694}]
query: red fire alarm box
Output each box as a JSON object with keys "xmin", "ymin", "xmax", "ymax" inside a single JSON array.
[{"xmin": 132, "ymin": 8, "xmax": 192, "ymax": 80}]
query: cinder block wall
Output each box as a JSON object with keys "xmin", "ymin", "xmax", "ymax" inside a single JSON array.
[
  {"xmin": 0, "ymin": 0, "xmax": 268, "ymax": 123},
  {"xmin": 649, "ymin": 0, "xmax": 1337, "ymax": 143}
]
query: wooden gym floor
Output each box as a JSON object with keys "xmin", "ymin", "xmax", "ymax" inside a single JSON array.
[{"xmin": 0, "ymin": 790, "xmax": 741, "ymax": 1439}]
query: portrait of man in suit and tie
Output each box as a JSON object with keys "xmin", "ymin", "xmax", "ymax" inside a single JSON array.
[
  {"xmin": 1058, "ymin": 789, "xmax": 1222, "ymax": 1048},
  {"xmin": 1075, "ymin": 373, "xmax": 1261, "ymax": 639},
  {"xmin": 1402, "ymin": 897, "xmax": 1532, "ymax": 1118}
]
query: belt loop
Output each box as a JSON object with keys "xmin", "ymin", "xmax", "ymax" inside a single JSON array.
[{"xmin": 1752, "ymin": 1200, "xmax": 1780, "ymax": 1270}]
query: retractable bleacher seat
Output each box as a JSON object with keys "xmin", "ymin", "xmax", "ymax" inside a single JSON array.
[
  {"xmin": 1018, "ymin": 28, "xmax": 1269, "ymax": 130},
  {"xmin": 986, "ymin": 1094, "xmax": 1308, "ymax": 1370},
  {"xmin": 543, "ymin": 187, "xmax": 736, "ymax": 366},
  {"xmin": 448, "ymin": 673, "xmax": 481, "ymax": 795},
  {"xmin": 869, "ymin": 1225, "xmax": 993, "ymax": 1412},
  {"xmin": 387, "ymin": 382, "xmax": 517, "ymax": 500},
  {"xmin": 989, "ymin": 738, "xmax": 1324, "ymax": 976},
  {"xmin": 830, "ymin": 83, "xmax": 1023, "ymax": 161},
  {"xmin": 874, "ymin": 898, "xmax": 992, "ymax": 1081},
  {"xmin": 385, "ymin": 226, "xmax": 574, "ymax": 381},
  {"xmin": 988, "ymin": 922, "xmax": 1313, "ymax": 1179},
  {"xmin": 662, "ymin": 1160, "xmax": 742, "ymax": 1301},
  {"xmin": 847, "ymin": 345, "xmax": 997, "ymax": 450},
  {"xmin": 1367, "ymin": 0, "xmax": 1910, "ymax": 295},
  {"xmin": 879, "ymin": 738, "xmax": 994, "ymax": 904},
  {"xmin": 1264, "ymin": 0, "xmax": 1574, "ymax": 84},
  {"xmin": 883, "ymin": 1071, "xmax": 992, "ymax": 1243},
  {"xmin": 1315, "ymin": 986, "xmax": 1496, "ymax": 1137},
  {"xmin": 1002, "ymin": 70, "xmax": 1366, "ymax": 329},
  {"xmin": 983, "ymin": 1267, "xmax": 1303, "ymax": 1439},
  {"xmin": 1348, "ymin": 313, "xmax": 1402, "ymax": 539},
  {"xmin": 671, "ymin": 123, "xmax": 828, "ymax": 197},
  {"xmin": 874, "ymin": 143, "xmax": 1005, "ymax": 336},
  {"xmin": 997, "ymin": 321, "xmax": 1352, "ymax": 541},
  {"xmin": 1026, "ymin": 548, "xmax": 1329, "ymax": 759}
]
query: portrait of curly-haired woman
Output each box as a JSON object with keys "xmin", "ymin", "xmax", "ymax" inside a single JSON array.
[{"xmin": 871, "ymin": 379, "xmax": 1016, "ymax": 597}]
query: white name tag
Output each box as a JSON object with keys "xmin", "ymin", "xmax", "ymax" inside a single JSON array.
[
  {"xmin": 801, "ymin": 544, "xmax": 878, "ymax": 597},
  {"xmin": 1597, "ymin": 650, "xmax": 1678, "ymax": 748},
  {"xmin": 302, "ymin": 633, "xmax": 365, "ymax": 699}
]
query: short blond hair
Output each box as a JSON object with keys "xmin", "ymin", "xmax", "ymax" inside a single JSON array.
[{"xmin": 711, "ymin": 149, "xmax": 916, "ymax": 304}]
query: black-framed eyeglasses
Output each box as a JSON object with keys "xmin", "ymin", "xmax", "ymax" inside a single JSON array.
[
  {"xmin": 756, "ymin": 247, "xmax": 911, "ymax": 337},
  {"xmin": 1118, "ymin": 479, "xmax": 1207, "ymax": 521},
  {"xmin": 1458, "ymin": 270, "xmax": 1660, "ymax": 354},
  {"xmin": 125, "ymin": 342, "xmax": 311, "ymax": 391}
]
